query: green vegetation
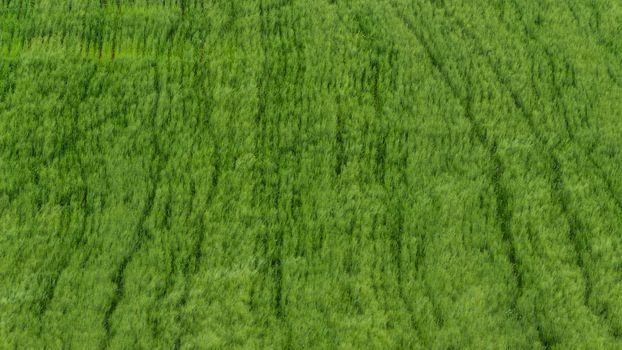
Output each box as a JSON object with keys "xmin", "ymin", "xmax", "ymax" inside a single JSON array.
[{"xmin": 1, "ymin": 0, "xmax": 621, "ymax": 348}]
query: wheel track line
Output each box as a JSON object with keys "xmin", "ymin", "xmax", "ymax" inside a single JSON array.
[
  {"xmin": 447, "ymin": 0, "xmax": 622, "ymax": 215},
  {"xmin": 387, "ymin": 8, "xmax": 442, "ymax": 332},
  {"xmin": 172, "ymin": 56, "xmax": 217, "ymax": 350},
  {"xmin": 173, "ymin": 166, "xmax": 218, "ymax": 349},
  {"xmin": 388, "ymin": 4, "xmax": 524, "ymax": 334},
  {"xmin": 504, "ymin": 0, "xmax": 622, "ymax": 338},
  {"xmin": 248, "ymin": 0, "xmax": 271, "ymax": 316},
  {"xmin": 394, "ymin": 192, "xmax": 426, "ymax": 344},
  {"xmin": 349, "ymin": 3, "xmax": 414, "ymax": 330},
  {"xmin": 36, "ymin": 64, "xmax": 99, "ymax": 322},
  {"xmin": 253, "ymin": 0, "xmax": 293, "ymax": 323},
  {"xmin": 268, "ymin": 0, "xmax": 310, "ymax": 322},
  {"xmin": 347, "ymin": 7, "xmax": 436, "ymax": 343},
  {"xmin": 565, "ymin": 0, "xmax": 622, "ymax": 71},
  {"xmin": 278, "ymin": 35, "xmax": 306, "ymax": 323},
  {"xmin": 147, "ymin": 69, "xmax": 180, "ymax": 340},
  {"xmin": 506, "ymin": 0, "xmax": 622, "ymax": 213},
  {"xmin": 422, "ymin": 0, "xmax": 620, "ymax": 342},
  {"xmin": 508, "ymin": 0, "xmax": 592, "ymax": 301},
  {"xmin": 366, "ymin": 9, "xmax": 420, "ymax": 339},
  {"xmin": 101, "ymin": 63, "xmax": 163, "ymax": 349},
  {"xmin": 461, "ymin": 0, "xmax": 618, "ymax": 298}
]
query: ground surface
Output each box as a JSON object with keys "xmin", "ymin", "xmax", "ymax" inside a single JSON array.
[{"xmin": 1, "ymin": 1, "xmax": 622, "ymax": 349}]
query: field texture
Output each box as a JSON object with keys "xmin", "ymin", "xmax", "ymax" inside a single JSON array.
[{"xmin": 1, "ymin": 0, "xmax": 622, "ymax": 349}]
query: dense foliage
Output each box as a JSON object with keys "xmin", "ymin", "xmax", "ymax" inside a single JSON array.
[{"xmin": 1, "ymin": 0, "xmax": 621, "ymax": 348}]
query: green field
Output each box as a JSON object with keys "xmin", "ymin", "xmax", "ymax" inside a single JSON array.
[{"xmin": 1, "ymin": 0, "xmax": 622, "ymax": 348}]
